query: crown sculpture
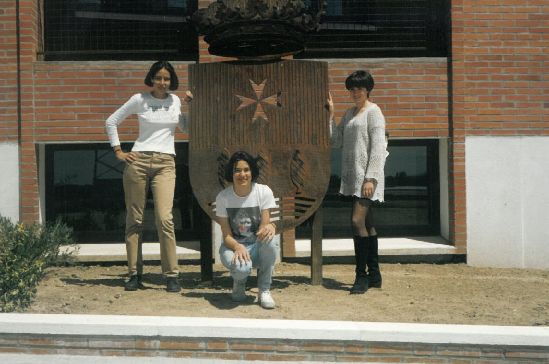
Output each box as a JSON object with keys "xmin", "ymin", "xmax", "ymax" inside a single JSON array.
[{"xmin": 192, "ymin": 0, "xmax": 324, "ymax": 59}]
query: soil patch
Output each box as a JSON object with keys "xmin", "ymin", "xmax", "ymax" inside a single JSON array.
[{"xmin": 27, "ymin": 262, "xmax": 549, "ymax": 326}]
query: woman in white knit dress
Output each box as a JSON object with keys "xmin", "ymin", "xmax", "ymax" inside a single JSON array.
[{"xmin": 328, "ymin": 70, "xmax": 388, "ymax": 294}]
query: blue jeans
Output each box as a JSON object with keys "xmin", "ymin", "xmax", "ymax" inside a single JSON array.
[{"xmin": 219, "ymin": 236, "xmax": 280, "ymax": 291}]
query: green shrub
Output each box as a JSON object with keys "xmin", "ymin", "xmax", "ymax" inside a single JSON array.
[{"xmin": 0, "ymin": 215, "xmax": 77, "ymax": 312}]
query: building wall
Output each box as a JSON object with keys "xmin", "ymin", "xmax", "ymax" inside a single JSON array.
[
  {"xmin": 0, "ymin": 1, "xmax": 20, "ymax": 222},
  {"xmin": 0, "ymin": 0, "xmax": 19, "ymax": 143},
  {"xmin": 18, "ymin": 0, "xmax": 41, "ymax": 223},
  {"xmin": 0, "ymin": 143, "xmax": 19, "ymax": 222},
  {"xmin": 25, "ymin": 58, "xmax": 450, "ymax": 224},
  {"xmin": 452, "ymin": 0, "xmax": 548, "ymax": 265},
  {"xmin": 466, "ymin": 136, "xmax": 549, "ymax": 269},
  {"xmin": 2, "ymin": 0, "xmax": 547, "ymax": 266}
]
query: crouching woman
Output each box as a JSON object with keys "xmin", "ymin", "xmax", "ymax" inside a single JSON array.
[{"xmin": 215, "ymin": 151, "xmax": 279, "ymax": 309}]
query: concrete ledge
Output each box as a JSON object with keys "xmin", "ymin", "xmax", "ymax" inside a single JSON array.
[
  {"xmin": 65, "ymin": 241, "xmax": 201, "ymax": 262},
  {"xmin": 1, "ymin": 314, "xmax": 548, "ymax": 347},
  {"xmin": 2, "ymin": 314, "xmax": 548, "ymax": 362},
  {"xmin": 296, "ymin": 236, "xmax": 458, "ymax": 257},
  {"xmin": 67, "ymin": 237, "xmax": 459, "ymax": 263}
]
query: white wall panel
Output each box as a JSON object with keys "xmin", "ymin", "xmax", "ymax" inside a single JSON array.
[
  {"xmin": 466, "ymin": 136, "xmax": 549, "ymax": 269},
  {"xmin": 0, "ymin": 143, "xmax": 19, "ymax": 222}
]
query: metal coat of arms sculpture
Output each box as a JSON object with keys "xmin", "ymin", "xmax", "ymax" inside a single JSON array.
[
  {"xmin": 190, "ymin": 0, "xmax": 329, "ymax": 232},
  {"xmin": 189, "ymin": 60, "xmax": 330, "ymax": 231}
]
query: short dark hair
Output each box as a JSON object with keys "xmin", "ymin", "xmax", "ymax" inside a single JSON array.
[
  {"xmin": 224, "ymin": 151, "xmax": 260, "ymax": 183},
  {"xmin": 345, "ymin": 70, "xmax": 374, "ymax": 97},
  {"xmin": 144, "ymin": 61, "xmax": 179, "ymax": 91}
]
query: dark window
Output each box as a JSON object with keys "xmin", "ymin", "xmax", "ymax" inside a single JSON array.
[
  {"xmin": 298, "ymin": 0, "xmax": 449, "ymax": 58},
  {"xmin": 43, "ymin": 0, "xmax": 198, "ymax": 61},
  {"xmin": 45, "ymin": 143, "xmax": 199, "ymax": 243},
  {"xmin": 297, "ymin": 139, "xmax": 440, "ymax": 238}
]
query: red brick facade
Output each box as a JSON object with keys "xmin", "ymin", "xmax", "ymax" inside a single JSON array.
[
  {"xmin": 450, "ymin": 0, "xmax": 548, "ymax": 250},
  {"xmin": 0, "ymin": 1, "xmax": 19, "ymax": 143},
  {"xmin": 1, "ymin": 0, "xmax": 547, "ymax": 252},
  {"xmin": 1, "ymin": 332, "xmax": 548, "ymax": 362}
]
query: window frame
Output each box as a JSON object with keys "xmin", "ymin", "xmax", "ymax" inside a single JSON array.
[
  {"xmin": 296, "ymin": 138, "xmax": 441, "ymax": 238},
  {"xmin": 297, "ymin": 0, "xmax": 450, "ymax": 59},
  {"xmin": 43, "ymin": 0, "xmax": 199, "ymax": 61},
  {"xmin": 44, "ymin": 142, "xmax": 200, "ymax": 243}
]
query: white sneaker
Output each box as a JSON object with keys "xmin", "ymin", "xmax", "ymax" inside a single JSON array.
[
  {"xmin": 258, "ymin": 290, "xmax": 276, "ymax": 309},
  {"xmin": 231, "ymin": 279, "xmax": 247, "ymax": 302}
]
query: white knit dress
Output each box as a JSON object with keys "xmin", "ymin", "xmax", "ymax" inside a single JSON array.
[{"xmin": 330, "ymin": 102, "xmax": 387, "ymax": 202}]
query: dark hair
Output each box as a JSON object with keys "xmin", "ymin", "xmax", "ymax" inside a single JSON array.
[
  {"xmin": 224, "ymin": 151, "xmax": 260, "ymax": 183},
  {"xmin": 345, "ymin": 70, "xmax": 374, "ymax": 97},
  {"xmin": 144, "ymin": 61, "xmax": 179, "ymax": 91}
]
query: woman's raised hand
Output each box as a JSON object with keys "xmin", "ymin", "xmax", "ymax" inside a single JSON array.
[
  {"xmin": 326, "ymin": 92, "xmax": 334, "ymax": 121},
  {"xmin": 184, "ymin": 90, "xmax": 193, "ymax": 103}
]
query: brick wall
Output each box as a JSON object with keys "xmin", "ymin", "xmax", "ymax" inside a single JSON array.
[
  {"xmin": 30, "ymin": 62, "xmax": 191, "ymax": 143},
  {"xmin": 450, "ymin": 0, "xmax": 548, "ymax": 250},
  {"xmin": 1, "ymin": 333, "xmax": 548, "ymax": 362},
  {"xmin": 456, "ymin": 0, "xmax": 547, "ymax": 136},
  {"xmin": 17, "ymin": 0, "xmax": 40, "ymax": 223},
  {"xmin": 327, "ymin": 59, "xmax": 449, "ymax": 139},
  {"xmin": 27, "ymin": 59, "xmax": 449, "ymax": 148},
  {"xmin": 0, "ymin": 1, "xmax": 19, "ymax": 142}
]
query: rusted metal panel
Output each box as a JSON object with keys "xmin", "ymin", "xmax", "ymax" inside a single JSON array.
[{"xmin": 189, "ymin": 60, "xmax": 330, "ymax": 232}]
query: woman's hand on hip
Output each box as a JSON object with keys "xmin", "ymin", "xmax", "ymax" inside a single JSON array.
[{"xmin": 115, "ymin": 150, "xmax": 137, "ymax": 164}]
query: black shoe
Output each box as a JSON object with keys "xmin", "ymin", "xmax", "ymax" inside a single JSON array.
[
  {"xmin": 367, "ymin": 235, "xmax": 382, "ymax": 288},
  {"xmin": 351, "ymin": 236, "xmax": 369, "ymax": 294},
  {"xmin": 166, "ymin": 277, "xmax": 181, "ymax": 293},
  {"xmin": 350, "ymin": 275, "xmax": 368, "ymax": 294},
  {"xmin": 368, "ymin": 273, "xmax": 382, "ymax": 288},
  {"xmin": 124, "ymin": 275, "xmax": 140, "ymax": 291}
]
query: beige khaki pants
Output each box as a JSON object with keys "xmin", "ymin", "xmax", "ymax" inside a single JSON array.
[{"xmin": 123, "ymin": 152, "xmax": 178, "ymax": 277}]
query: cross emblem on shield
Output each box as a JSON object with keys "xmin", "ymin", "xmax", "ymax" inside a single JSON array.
[
  {"xmin": 235, "ymin": 79, "xmax": 282, "ymax": 123},
  {"xmin": 188, "ymin": 60, "xmax": 331, "ymax": 231}
]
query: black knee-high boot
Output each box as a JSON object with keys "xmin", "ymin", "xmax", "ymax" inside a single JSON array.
[
  {"xmin": 350, "ymin": 236, "xmax": 369, "ymax": 294},
  {"xmin": 367, "ymin": 235, "xmax": 382, "ymax": 288}
]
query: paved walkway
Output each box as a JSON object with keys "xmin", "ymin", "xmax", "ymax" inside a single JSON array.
[{"xmin": 67, "ymin": 236, "xmax": 458, "ymax": 263}]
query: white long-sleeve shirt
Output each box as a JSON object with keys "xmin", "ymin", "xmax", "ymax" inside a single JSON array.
[
  {"xmin": 105, "ymin": 92, "xmax": 188, "ymax": 155},
  {"xmin": 330, "ymin": 102, "xmax": 387, "ymax": 202}
]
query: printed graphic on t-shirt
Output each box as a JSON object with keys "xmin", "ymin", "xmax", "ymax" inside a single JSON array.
[
  {"xmin": 227, "ymin": 206, "xmax": 260, "ymax": 244},
  {"xmin": 150, "ymin": 105, "xmax": 169, "ymax": 112},
  {"xmin": 144, "ymin": 100, "xmax": 177, "ymax": 124}
]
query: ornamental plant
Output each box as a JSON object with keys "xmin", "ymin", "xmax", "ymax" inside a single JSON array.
[{"xmin": 0, "ymin": 215, "xmax": 77, "ymax": 312}]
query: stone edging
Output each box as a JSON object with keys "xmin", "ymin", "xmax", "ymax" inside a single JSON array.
[{"xmin": 1, "ymin": 314, "xmax": 548, "ymax": 347}]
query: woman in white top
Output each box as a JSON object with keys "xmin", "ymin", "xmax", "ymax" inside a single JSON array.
[
  {"xmin": 105, "ymin": 61, "xmax": 192, "ymax": 293},
  {"xmin": 327, "ymin": 70, "xmax": 388, "ymax": 295},
  {"xmin": 215, "ymin": 151, "xmax": 279, "ymax": 309}
]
